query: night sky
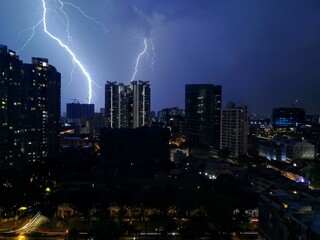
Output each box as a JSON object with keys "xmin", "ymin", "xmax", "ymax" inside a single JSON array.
[{"xmin": 1, "ymin": 0, "xmax": 320, "ymax": 116}]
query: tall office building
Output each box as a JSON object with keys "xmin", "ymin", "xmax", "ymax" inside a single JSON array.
[
  {"xmin": 105, "ymin": 80, "xmax": 150, "ymax": 128},
  {"xmin": 220, "ymin": 102, "xmax": 248, "ymax": 157},
  {"xmin": 24, "ymin": 57, "xmax": 61, "ymax": 162},
  {"xmin": 0, "ymin": 46, "xmax": 61, "ymax": 166},
  {"xmin": 0, "ymin": 45, "xmax": 24, "ymax": 167},
  {"xmin": 185, "ymin": 84, "xmax": 222, "ymax": 148}
]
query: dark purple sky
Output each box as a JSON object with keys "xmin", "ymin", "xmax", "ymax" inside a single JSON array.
[{"xmin": 1, "ymin": 0, "xmax": 320, "ymax": 115}]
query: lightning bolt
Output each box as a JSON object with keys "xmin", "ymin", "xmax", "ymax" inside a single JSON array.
[
  {"xmin": 57, "ymin": 0, "xmax": 73, "ymax": 43},
  {"xmin": 65, "ymin": 60, "xmax": 76, "ymax": 90},
  {"xmin": 61, "ymin": 1, "xmax": 109, "ymax": 34},
  {"xmin": 149, "ymin": 39, "xmax": 156, "ymax": 66},
  {"xmin": 131, "ymin": 38, "xmax": 156, "ymax": 82},
  {"xmin": 147, "ymin": 38, "xmax": 156, "ymax": 80},
  {"xmin": 131, "ymin": 38, "xmax": 148, "ymax": 82},
  {"xmin": 41, "ymin": 0, "xmax": 93, "ymax": 103},
  {"xmin": 17, "ymin": 20, "xmax": 43, "ymax": 54},
  {"xmin": 17, "ymin": 0, "xmax": 108, "ymax": 104}
]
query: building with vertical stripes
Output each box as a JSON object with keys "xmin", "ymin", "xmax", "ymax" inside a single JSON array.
[{"xmin": 105, "ymin": 80, "xmax": 150, "ymax": 128}]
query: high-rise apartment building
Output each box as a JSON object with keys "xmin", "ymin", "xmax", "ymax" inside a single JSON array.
[
  {"xmin": 0, "ymin": 45, "xmax": 24, "ymax": 167},
  {"xmin": 0, "ymin": 45, "xmax": 61, "ymax": 167},
  {"xmin": 105, "ymin": 81, "xmax": 131, "ymax": 128},
  {"xmin": 105, "ymin": 80, "xmax": 150, "ymax": 128},
  {"xmin": 24, "ymin": 57, "xmax": 61, "ymax": 162},
  {"xmin": 220, "ymin": 102, "xmax": 248, "ymax": 157},
  {"xmin": 185, "ymin": 84, "xmax": 221, "ymax": 148},
  {"xmin": 131, "ymin": 80, "xmax": 151, "ymax": 128}
]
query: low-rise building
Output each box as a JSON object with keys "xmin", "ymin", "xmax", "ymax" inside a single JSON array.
[
  {"xmin": 272, "ymin": 138, "xmax": 315, "ymax": 161},
  {"xmin": 258, "ymin": 189, "xmax": 320, "ymax": 240},
  {"xmin": 206, "ymin": 157, "xmax": 245, "ymax": 179},
  {"xmin": 248, "ymin": 168, "xmax": 296, "ymax": 193},
  {"xmin": 259, "ymin": 142, "xmax": 286, "ymax": 161}
]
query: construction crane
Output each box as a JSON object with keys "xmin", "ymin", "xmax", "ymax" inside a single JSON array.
[{"xmin": 70, "ymin": 98, "xmax": 80, "ymax": 104}]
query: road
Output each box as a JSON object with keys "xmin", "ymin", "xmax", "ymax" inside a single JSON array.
[{"xmin": 2, "ymin": 212, "xmax": 47, "ymax": 234}]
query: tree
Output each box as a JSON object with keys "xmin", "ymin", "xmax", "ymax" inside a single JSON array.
[{"xmin": 309, "ymin": 163, "xmax": 320, "ymax": 189}]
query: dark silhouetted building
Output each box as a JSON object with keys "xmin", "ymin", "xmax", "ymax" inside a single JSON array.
[
  {"xmin": 0, "ymin": 45, "xmax": 24, "ymax": 167},
  {"xmin": 0, "ymin": 45, "xmax": 61, "ymax": 166},
  {"xmin": 212, "ymin": 85, "xmax": 222, "ymax": 148},
  {"xmin": 157, "ymin": 107, "xmax": 184, "ymax": 119},
  {"xmin": 66, "ymin": 102, "xmax": 94, "ymax": 119},
  {"xmin": 272, "ymin": 107, "xmax": 305, "ymax": 128},
  {"xmin": 157, "ymin": 107, "xmax": 185, "ymax": 134},
  {"xmin": 185, "ymin": 84, "xmax": 221, "ymax": 148},
  {"xmin": 100, "ymin": 127, "xmax": 170, "ymax": 178},
  {"xmin": 306, "ymin": 114, "xmax": 320, "ymax": 125},
  {"xmin": 259, "ymin": 189, "xmax": 320, "ymax": 240}
]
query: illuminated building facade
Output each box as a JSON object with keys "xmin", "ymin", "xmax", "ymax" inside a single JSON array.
[
  {"xmin": 104, "ymin": 81, "xmax": 131, "ymax": 128},
  {"xmin": 259, "ymin": 142, "xmax": 286, "ymax": 161},
  {"xmin": 271, "ymin": 137, "xmax": 315, "ymax": 161},
  {"xmin": 220, "ymin": 103, "xmax": 249, "ymax": 157},
  {"xmin": 185, "ymin": 84, "xmax": 222, "ymax": 148},
  {"xmin": 104, "ymin": 80, "xmax": 150, "ymax": 128},
  {"xmin": 0, "ymin": 45, "xmax": 24, "ymax": 167},
  {"xmin": 0, "ymin": 45, "xmax": 60, "ymax": 167},
  {"xmin": 131, "ymin": 80, "xmax": 151, "ymax": 128},
  {"xmin": 24, "ymin": 57, "xmax": 61, "ymax": 163},
  {"xmin": 272, "ymin": 107, "xmax": 305, "ymax": 128}
]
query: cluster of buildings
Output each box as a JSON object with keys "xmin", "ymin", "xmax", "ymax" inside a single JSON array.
[
  {"xmin": 1, "ymin": 43, "xmax": 320, "ymax": 238},
  {"xmin": 64, "ymin": 82, "xmax": 249, "ymax": 159},
  {"xmin": 1, "ymin": 43, "xmax": 318, "ymax": 169},
  {"xmin": 258, "ymin": 107, "xmax": 316, "ymax": 162},
  {"xmin": 259, "ymin": 188, "xmax": 320, "ymax": 239},
  {"xmin": 259, "ymin": 138, "xmax": 315, "ymax": 162}
]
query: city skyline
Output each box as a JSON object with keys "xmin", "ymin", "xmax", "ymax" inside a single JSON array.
[{"xmin": 1, "ymin": 0, "xmax": 320, "ymax": 115}]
